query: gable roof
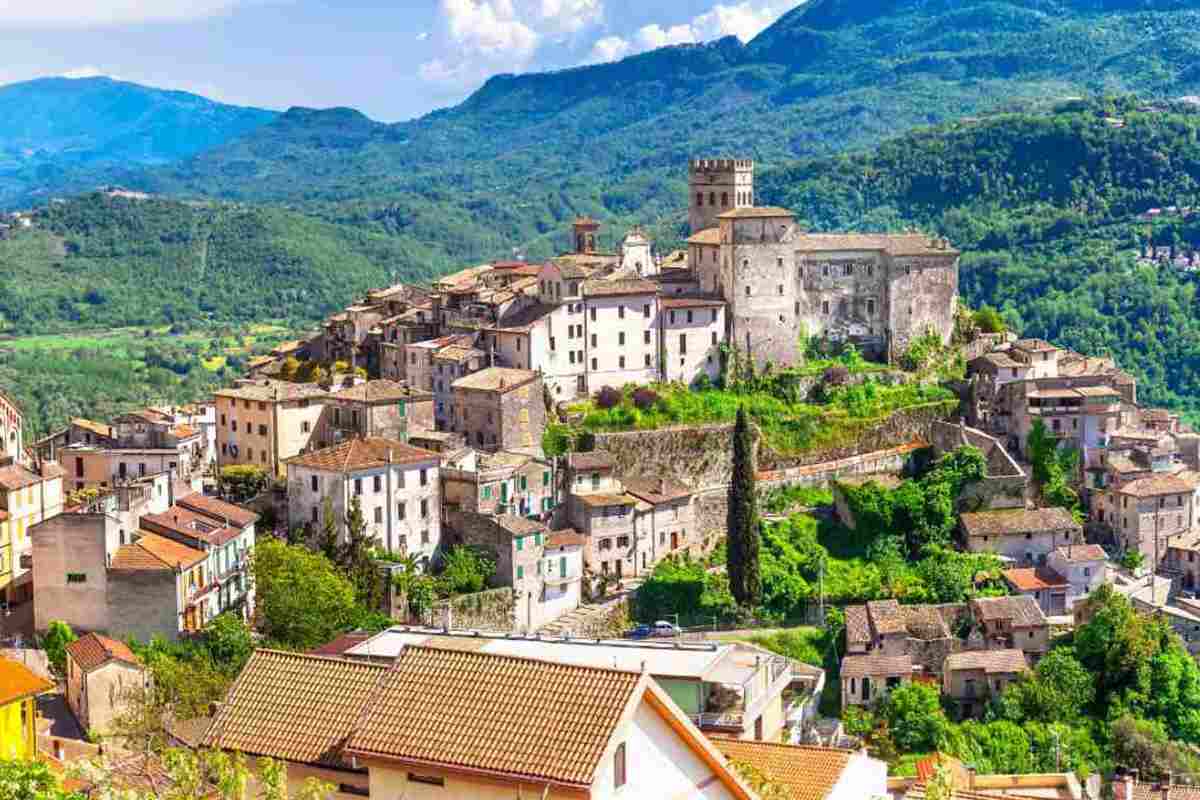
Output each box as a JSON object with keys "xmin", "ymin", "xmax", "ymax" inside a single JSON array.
[
  {"xmin": 944, "ymin": 649, "xmax": 1029, "ymax": 675},
  {"xmin": 960, "ymin": 507, "xmax": 1080, "ymax": 537},
  {"xmin": 345, "ymin": 646, "xmax": 642, "ymax": 788},
  {"xmin": 451, "ymin": 367, "xmax": 538, "ymax": 393},
  {"xmin": 0, "ymin": 463, "xmax": 42, "ymax": 491},
  {"xmin": 1053, "ymin": 543, "xmax": 1107, "ymax": 562},
  {"xmin": 623, "ymin": 477, "xmax": 692, "ymax": 504},
  {"xmin": 971, "ymin": 595, "xmax": 1046, "ymax": 627},
  {"xmin": 285, "ymin": 437, "xmax": 439, "ymax": 473},
  {"xmin": 175, "ymin": 493, "xmax": 259, "ymax": 529},
  {"xmin": 110, "ymin": 533, "xmax": 207, "ymax": 571},
  {"xmin": 841, "ymin": 653, "xmax": 913, "ymax": 679},
  {"xmin": 0, "ymin": 658, "xmax": 54, "ymax": 706},
  {"xmin": 566, "ymin": 451, "xmax": 614, "ymax": 471},
  {"xmin": 1003, "ymin": 566, "xmax": 1069, "ymax": 592},
  {"xmin": 714, "ymin": 739, "xmax": 854, "ymax": 800},
  {"xmin": 203, "ymin": 650, "xmax": 389, "ymax": 769},
  {"xmin": 329, "ymin": 379, "xmax": 432, "ymax": 403},
  {"xmin": 1118, "ymin": 473, "xmax": 1198, "ymax": 497},
  {"xmin": 66, "ymin": 633, "xmax": 142, "ymax": 673}
]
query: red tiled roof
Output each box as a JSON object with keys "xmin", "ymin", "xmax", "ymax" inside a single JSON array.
[
  {"xmin": 286, "ymin": 438, "xmax": 439, "ymax": 473},
  {"xmin": 142, "ymin": 507, "xmax": 240, "ymax": 547},
  {"xmin": 0, "ymin": 658, "xmax": 54, "ymax": 706},
  {"xmin": 176, "ymin": 494, "xmax": 259, "ymax": 529},
  {"xmin": 308, "ymin": 633, "xmax": 373, "ymax": 657},
  {"xmin": 1003, "ymin": 566, "xmax": 1068, "ymax": 592},
  {"xmin": 546, "ymin": 530, "xmax": 586, "ymax": 548},
  {"xmin": 66, "ymin": 633, "xmax": 142, "ymax": 673}
]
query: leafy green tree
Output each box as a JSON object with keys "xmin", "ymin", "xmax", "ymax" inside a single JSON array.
[
  {"xmin": 1110, "ymin": 715, "xmax": 1200, "ymax": 781},
  {"xmin": 339, "ymin": 495, "xmax": 383, "ymax": 610},
  {"xmin": 436, "ymin": 547, "xmax": 495, "ymax": 596},
  {"xmin": 727, "ymin": 405, "xmax": 761, "ymax": 607},
  {"xmin": 201, "ymin": 613, "xmax": 254, "ymax": 676},
  {"xmin": 42, "ymin": 620, "xmax": 77, "ymax": 676},
  {"xmin": 318, "ymin": 495, "xmax": 339, "ymax": 562},
  {"xmin": 881, "ymin": 682, "xmax": 948, "ymax": 753},
  {"xmin": 992, "ymin": 648, "xmax": 1094, "ymax": 725},
  {"xmin": 973, "ymin": 305, "xmax": 1007, "ymax": 334},
  {"xmin": 249, "ymin": 540, "xmax": 357, "ymax": 650},
  {"xmin": 219, "ymin": 465, "xmax": 269, "ymax": 502},
  {"xmin": 0, "ymin": 760, "xmax": 82, "ymax": 800}
]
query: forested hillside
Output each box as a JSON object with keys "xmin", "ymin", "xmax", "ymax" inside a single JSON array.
[
  {"xmin": 0, "ymin": 194, "xmax": 452, "ymax": 333},
  {"xmin": 758, "ymin": 97, "xmax": 1200, "ymax": 413}
]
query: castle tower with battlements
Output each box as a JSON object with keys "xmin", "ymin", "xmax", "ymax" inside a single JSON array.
[{"xmin": 688, "ymin": 158, "xmax": 754, "ymax": 235}]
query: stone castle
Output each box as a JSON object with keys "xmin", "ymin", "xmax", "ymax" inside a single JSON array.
[{"xmin": 686, "ymin": 158, "xmax": 960, "ymax": 365}]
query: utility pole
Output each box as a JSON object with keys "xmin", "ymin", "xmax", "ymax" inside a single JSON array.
[{"xmin": 818, "ymin": 557, "xmax": 825, "ymax": 625}]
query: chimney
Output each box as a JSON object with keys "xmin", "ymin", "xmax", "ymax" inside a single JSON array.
[
  {"xmin": 967, "ymin": 765, "xmax": 976, "ymax": 791},
  {"xmin": 52, "ymin": 739, "xmax": 64, "ymax": 761}
]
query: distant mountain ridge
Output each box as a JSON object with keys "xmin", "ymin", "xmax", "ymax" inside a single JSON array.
[{"xmin": 0, "ymin": 77, "xmax": 276, "ymax": 206}]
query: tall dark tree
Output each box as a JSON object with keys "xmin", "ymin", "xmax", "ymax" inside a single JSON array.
[
  {"xmin": 727, "ymin": 405, "xmax": 761, "ymax": 607},
  {"xmin": 340, "ymin": 494, "xmax": 383, "ymax": 610}
]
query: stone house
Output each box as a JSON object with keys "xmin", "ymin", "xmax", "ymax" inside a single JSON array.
[
  {"xmin": 451, "ymin": 367, "xmax": 546, "ymax": 453},
  {"xmin": 139, "ymin": 491, "xmax": 258, "ymax": 620},
  {"xmin": 65, "ymin": 633, "xmax": 147, "ymax": 736},
  {"xmin": 0, "ymin": 389, "xmax": 23, "ymax": 466},
  {"xmin": 942, "ymin": 649, "xmax": 1029, "ymax": 720},
  {"xmin": 214, "ymin": 380, "xmax": 328, "ymax": 478},
  {"xmin": 840, "ymin": 653, "xmax": 913, "ymax": 711},
  {"xmin": 316, "ymin": 380, "xmax": 434, "ymax": 446},
  {"xmin": 32, "ymin": 513, "xmax": 210, "ymax": 641},
  {"xmin": 843, "ymin": 600, "xmax": 966, "ymax": 677},
  {"xmin": 1003, "ymin": 566, "xmax": 1070, "ymax": 616},
  {"xmin": 441, "ymin": 449, "xmax": 554, "ymax": 519},
  {"xmin": 1096, "ymin": 473, "xmax": 1198, "ymax": 568},
  {"xmin": 285, "ymin": 438, "xmax": 441, "ymax": 564},
  {"xmin": 447, "ymin": 511, "xmax": 581, "ymax": 631},
  {"xmin": 1046, "ymin": 544, "xmax": 1107, "ymax": 608},
  {"xmin": 969, "ymin": 595, "xmax": 1049, "ymax": 662},
  {"xmin": 960, "ymin": 507, "xmax": 1083, "ymax": 566},
  {"xmin": 625, "ymin": 477, "xmax": 696, "ymax": 571}
]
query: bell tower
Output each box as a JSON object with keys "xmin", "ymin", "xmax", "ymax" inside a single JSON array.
[
  {"xmin": 688, "ymin": 158, "xmax": 754, "ymax": 235},
  {"xmin": 573, "ymin": 216, "xmax": 600, "ymax": 254}
]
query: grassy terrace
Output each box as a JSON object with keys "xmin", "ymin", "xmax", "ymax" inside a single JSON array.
[{"xmin": 568, "ymin": 379, "xmax": 957, "ymax": 456}]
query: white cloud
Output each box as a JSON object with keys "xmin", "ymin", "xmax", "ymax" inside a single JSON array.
[
  {"xmin": 61, "ymin": 66, "xmax": 120, "ymax": 80},
  {"xmin": 539, "ymin": 0, "xmax": 602, "ymax": 34},
  {"xmin": 0, "ymin": 0, "xmax": 261, "ymax": 28},
  {"xmin": 584, "ymin": 0, "xmax": 793, "ymax": 65},
  {"xmin": 416, "ymin": 31, "xmax": 430, "ymax": 41},
  {"xmin": 587, "ymin": 35, "xmax": 630, "ymax": 63},
  {"xmin": 442, "ymin": 0, "xmax": 539, "ymax": 58}
]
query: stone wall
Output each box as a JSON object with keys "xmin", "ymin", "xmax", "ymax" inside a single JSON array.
[
  {"xmin": 758, "ymin": 441, "xmax": 928, "ymax": 492},
  {"xmin": 593, "ymin": 424, "xmax": 741, "ymax": 494},
  {"xmin": 435, "ymin": 587, "xmax": 516, "ymax": 632}
]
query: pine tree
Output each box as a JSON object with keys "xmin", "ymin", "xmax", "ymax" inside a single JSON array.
[
  {"xmin": 727, "ymin": 405, "xmax": 761, "ymax": 607},
  {"xmin": 340, "ymin": 494, "xmax": 383, "ymax": 610}
]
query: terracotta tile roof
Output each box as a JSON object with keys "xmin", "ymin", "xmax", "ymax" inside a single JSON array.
[
  {"xmin": 451, "ymin": 367, "xmax": 538, "ymax": 393},
  {"xmin": 714, "ymin": 739, "xmax": 853, "ymax": 800},
  {"xmin": 286, "ymin": 437, "xmax": 439, "ymax": 473},
  {"xmin": 330, "ymin": 379, "xmax": 433, "ymax": 403},
  {"xmin": 345, "ymin": 646, "xmax": 642, "ymax": 788},
  {"xmin": 65, "ymin": 633, "xmax": 142, "ymax": 673},
  {"xmin": 142, "ymin": 507, "xmax": 240, "ymax": 547},
  {"xmin": 841, "ymin": 653, "xmax": 913, "ymax": 679},
  {"xmin": 433, "ymin": 345, "xmax": 484, "ymax": 363},
  {"xmin": 866, "ymin": 599, "xmax": 906, "ymax": 635},
  {"xmin": 176, "ymin": 493, "xmax": 259, "ymax": 529},
  {"xmin": 546, "ymin": 529, "xmax": 586, "ymax": 548},
  {"xmin": 903, "ymin": 605, "xmax": 953, "ymax": 639},
  {"xmin": 974, "ymin": 352, "xmax": 1021, "ymax": 370},
  {"xmin": 71, "ymin": 418, "xmax": 113, "ymax": 438},
  {"xmin": 1053, "ymin": 544, "xmax": 1107, "ymax": 562},
  {"xmin": 845, "ymin": 605, "xmax": 870, "ymax": 645},
  {"xmin": 794, "ymin": 232, "xmax": 957, "ymax": 256},
  {"xmin": 0, "ymin": 658, "xmax": 54, "ymax": 706},
  {"xmin": 623, "ymin": 477, "xmax": 692, "ymax": 504},
  {"xmin": 1119, "ymin": 473, "xmax": 1198, "ymax": 497},
  {"xmin": 494, "ymin": 515, "xmax": 547, "ymax": 537},
  {"xmin": 0, "ymin": 463, "xmax": 42, "ymax": 491},
  {"xmin": 686, "ymin": 228, "xmax": 721, "ymax": 245},
  {"xmin": 971, "ymin": 595, "xmax": 1046, "ymax": 627},
  {"xmin": 944, "ymin": 648, "xmax": 1029, "ymax": 674},
  {"xmin": 575, "ymin": 492, "xmax": 637, "ymax": 508},
  {"xmin": 204, "ymin": 650, "xmax": 389, "ymax": 768},
  {"xmin": 567, "ymin": 451, "xmax": 614, "ymax": 471},
  {"xmin": 717, "ymin": 206, "xmax": 794, "ymax": 219},
  {"xmin": 1004, "ymin": 567, "xmax": 1068, "ymax": 592},
  {"xmin": 308, "ymin": 632, "xmax": 373, "ymax": 657},
  {"xmin": 214, "ymin": 381, "xmax": 328, "ymax": 403},
  {"xmin": 111, "ymin": 533, "xmax": 206, "ymax": 571},
  {"xmin": 660, "ymin": 295, "xmax": 726, "ymax": 309},
  {"xmin": 960, "ymin": 507, "xmax": 1080, "ymax": 537},
  {"xmin": 581, "ymin": 278, "xmax": 658, "ymax": 297},
  {"xmin": 1013, "ymin": 338, "xmax": 1058, "ymax": 352}
]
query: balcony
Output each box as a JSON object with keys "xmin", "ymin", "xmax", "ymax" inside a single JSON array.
[{"xmin": 690, "ymin": 655, "xmax": 792, "ymax": 732}]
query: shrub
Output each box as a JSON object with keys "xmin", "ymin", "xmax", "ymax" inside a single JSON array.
[
  {"xmin": 973, "ymin": 305, "xmax": 1007, "ymax": 334},
  {"xmin": 632, "ymin": 387, "xmax": 659, "ymax": 410},
  {"xmin": 596, "ymin": 385, "xmax": 622, "ymax": 409},
  {"xmin": 822, "ymin": 365, "xmax": 850, "ymax": 387}
]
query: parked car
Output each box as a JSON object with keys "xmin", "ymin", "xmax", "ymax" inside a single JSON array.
[
  {"xmin": 628, "ymin": 624, "xmax": 653, "ymax": 640},
  {"xmin": 653, "ymin": 620, "xmax": 681, "ymax": 638}
]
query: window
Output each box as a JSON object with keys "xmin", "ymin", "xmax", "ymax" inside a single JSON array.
[
  {"xmin": 618, "ymin": 332, "xmax": 625, "ymax": 346},
  {"xmin": 66, "ymin": 573, "xmax": 87, "ymax": 584},
  {"xmin": 310, "ymin": 475, "xmax": 318, "ymax": 492},
  {"xmin": 644, "ymin": 330, "xmax": 651, "ymax": 345},
  {"xmin": 591, "ymin": 333, "xmax": 598, "ymax": 347},
  {"xmin": 745, "ymin": 285, "xmax": 751, "ymax": 296},
  {"xmin": 543, "ymin": 470, "xmax": 551, "ymax": 486},
  {"xmin": 670, "ymin": 310, "xmax": 676, "ymax": 324},
  {"xmin": 569, "ymin": 351, "xmax": 575, "ymax": 364},
  {"xmin": 421, "ymin": 530, "xmax": 430, "ymax": 545},
  {"xmin": 311, "ymin": 506, "xmax": 319, "ymax": 523},
  {"xmin": 721, "ymin": 192, "xmax": 728, "ymax": 206},
  {"xmin": 258, "ymin": 424, "xmax": 267, "ymax": 436},
  {"xmin": 550, "ymin": 337, "xmax": 556, "ymax": 351},
  {"xmin": 679, "ymin": 334, "xmax": 687, "ymax": 355},
  {"xmin": 301, "ymin": 421, "xmax": 310, "ymax": 433},
  {"xmin": 516, "ymin": 536, "xmax": 524, "ymax": 551},
  {"xmin": 420, "ymin": 468, "xmax": 428, "ymax": 486},
  {"xmin": 643, "ymin": 303, "xmax": 650, "ymax": 318},
  {"xmin": 619, "ymin": 356, "xmax": 626, "ymax": 369},
  {"xmin": 421, "ymin": 498, "xmax": 429, "ymax": 518},
  {"xmin": 867, "ymin": 299, "xmax": 875, "ymax": 315},
  {"xmin": 374, "ymin": 507, "xmax": 383, "ymax": 524},
  {"xmin": 822, "ymin": 301, "xmax": 829, "ymax": 315},
  {"xmin": 592, "ymin": 358, "xmax": 598, "ymax": 370},
  {"xmin": 696, "ymin": 192, "xmax": 703, "ymax": 207},
  {"xmin": 398, "ymin": 501, "xmax": 406, "ymax": 520},
  {"xmin": 618, "ymin": 305, "xmax": 625, "ymax": 320},
  {"xmin": 373, "ymin": 475, "xmax": 382, "ymax": 493},
  {"xmin": 617, "ymin": 536, "xmax": 629, "ymax": 547},
  {"xmin": 778, "ymin": 284, "xmax": 784, "ymax": 295},
  {"xmin": 590, "ymin": 307, "xmax": 597, "ymax": 322},
  {"xmin": 645, "ymin": 353, "xmax": 651, "ymax": 367},
  {"xmin": 614, "ymin": 743, "xmax": 626, "ymax": 789},
  {"xmin": 354, "ymin": 478, "xmax": 363, "ymax": 495},
  {"xmin": 516, "ymin": 565, "xmax": 524, "ymax": 580},
  {"xmin": 709, "ymin": 192, "xmax": 715, "ymax": 206},
  {"xmin": 220, "ymin": 413, "xmax": 226, "ymax": 425},
  {"xmin": 686, "ymin": 310, "xmax": 694, "ymax": 324},
  {"xmin": 711, "ymin": 331, "xmax": 718, "ymax": 346},
  {"xmin": 338, "ymin": 785, "xmax": 369, "ymax": 797}
]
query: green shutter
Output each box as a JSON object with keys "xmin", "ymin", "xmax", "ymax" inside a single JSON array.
[
  {"xmin": 501, "ymin": 482, "xmax": 509, "ymax": 502},
  {"xmin": 398, "ymin": 400, "xmax": 406, "ymax": 418},
  {"xmin": 543, "ymin": 470, "xmax": 550, "ymax": 486},
  {"xmin": 560, "ymin": 556, "xmax": 567, "ymax": 577},
  {"xmin": 482, "ymin": 485, "xmax": 491, "ymax": 500},
  {"xmin": 535, "ymin": 533, "xmax": 542, "ymax": 546},
  {"xmin": 520, "ymin": 475, "xmax": 528, "ymax": 490},
  {"xmin": 516, "ymin": 565, "xmax": 524, "ymax": 579},
  {"xmin": 516, "ymin": 536, "xmax": 523, "ymax": 551}
]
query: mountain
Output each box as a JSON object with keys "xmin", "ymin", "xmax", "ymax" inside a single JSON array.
[
  {"xmin": 0, "ymin": 77, "xmax": 277, "ymax": 206},
  {"xmin": 756, "ymin": 95, "xmax": 1200, "ymax": 415}
]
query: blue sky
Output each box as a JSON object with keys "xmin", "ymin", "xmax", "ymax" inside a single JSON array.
[{"xmin": 0, "ymin": 0, "xmax": 798, "ymax": 121}]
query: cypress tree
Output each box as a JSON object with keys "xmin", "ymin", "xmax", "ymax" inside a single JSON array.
[{"xmin": 727, "ymin": 405, "xmax": 761, "ymax": 607}]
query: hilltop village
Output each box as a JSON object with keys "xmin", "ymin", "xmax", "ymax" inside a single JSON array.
[{"xmin": 2, "ymin": 159, "xmax": 1198, "ymax": 799}]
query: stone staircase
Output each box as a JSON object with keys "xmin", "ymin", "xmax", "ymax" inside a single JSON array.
[{"xmin": 537, "ymin": 592, "xmax": 631, "ymax": 638}]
